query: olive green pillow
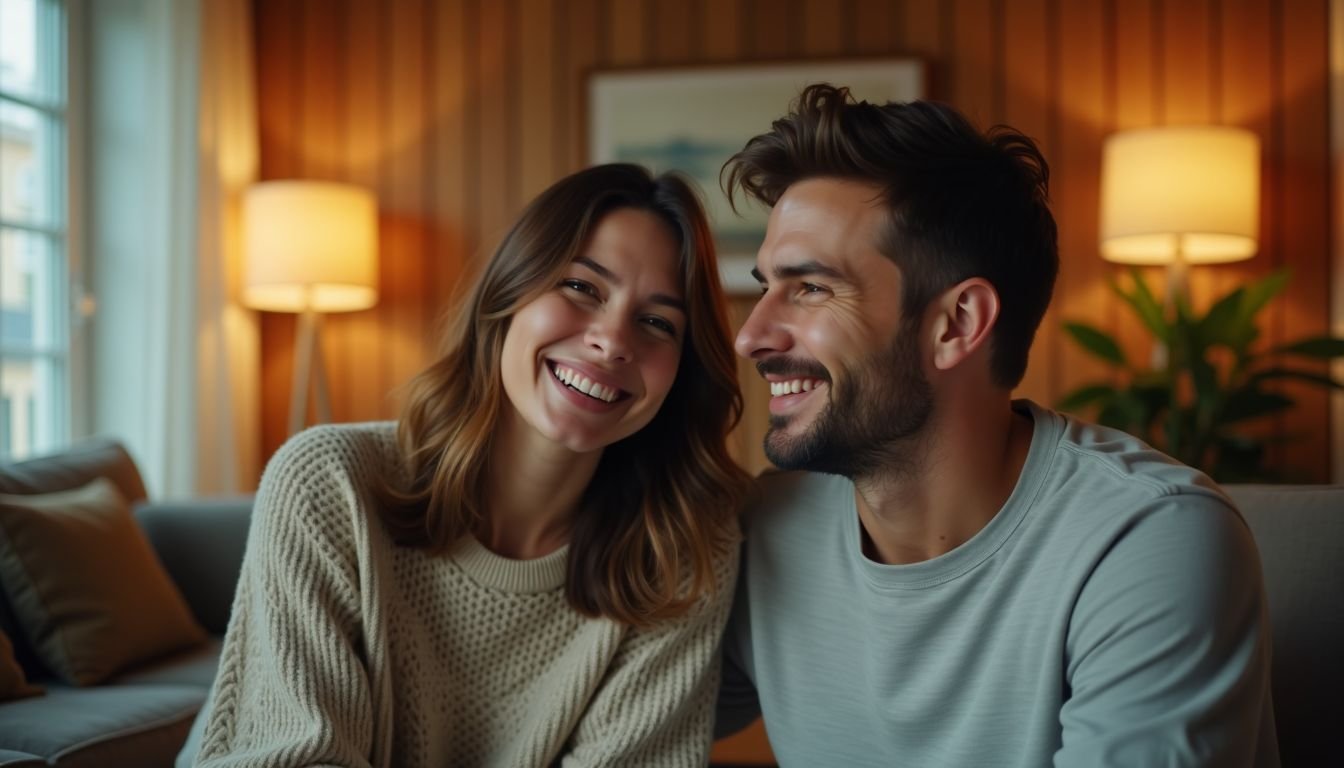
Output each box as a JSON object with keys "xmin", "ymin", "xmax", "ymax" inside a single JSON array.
[
  {"xmin": 0, "ymin": 628, "xmax": 41, "ymax": 701},
  {"xmin": 0, "ymin": 478, "xmax": 206, "ymax": 685}
]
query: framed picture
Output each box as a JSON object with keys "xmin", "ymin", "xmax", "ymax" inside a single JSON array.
[{"xmin": 588, "ymin": 59, "xmax": 925, "ymax": 293}]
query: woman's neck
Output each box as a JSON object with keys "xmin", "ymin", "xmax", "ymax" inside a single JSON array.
[{"xmin": 480, "ymin": 410, "xmax": 601, "ymax": 560}]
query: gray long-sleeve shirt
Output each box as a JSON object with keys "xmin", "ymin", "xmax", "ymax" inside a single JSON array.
[{"xmin": 717, "ymin": 400, "xmax": 1278, "ymax": 766}]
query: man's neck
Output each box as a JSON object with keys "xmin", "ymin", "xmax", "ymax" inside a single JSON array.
[{"xmin": 853, "ymin": 400, "xmax": 1033, "ymax": 565}]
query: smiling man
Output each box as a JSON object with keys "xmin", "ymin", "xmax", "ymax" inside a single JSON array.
[{"xmin": 714, "ymin": 85, "xmax": 1279, "ymax": 766}]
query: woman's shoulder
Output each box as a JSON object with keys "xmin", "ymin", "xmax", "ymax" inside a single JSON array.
[{"xmin": 262, "ymin": 421, "xmax": 399, "ymax": 487}]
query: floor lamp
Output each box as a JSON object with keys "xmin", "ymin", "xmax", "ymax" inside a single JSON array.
[
  {"xmin": 242, "ymin": 181, "xmax": 379, "ymax": 435},
  {"xmin": 1099, "ymin": 126, "xmax": 1261, "ymax": 364}
]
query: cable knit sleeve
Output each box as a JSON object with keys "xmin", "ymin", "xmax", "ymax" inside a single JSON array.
[
  {"xmin": 194, "ymin": 430, "xmax": 376, "ymax": 768},
  {"xmin": 560, "ymin": 540, "xmax": 741, "ymax": 767}
]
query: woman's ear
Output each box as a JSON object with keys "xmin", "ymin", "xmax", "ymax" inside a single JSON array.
[{"xmin": 929, "ymin": 278, "xmax": 1000, "ymax": 372}]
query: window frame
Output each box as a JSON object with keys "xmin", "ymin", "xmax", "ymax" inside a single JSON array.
[{"xmin": 0, "ymin": 0, "xmax": 81, "ymax": 459}]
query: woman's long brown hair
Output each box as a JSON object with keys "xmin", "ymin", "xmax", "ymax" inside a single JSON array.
[{"xmin": 377, "ymin": 163, "xmax": 750, "ymax": 626}]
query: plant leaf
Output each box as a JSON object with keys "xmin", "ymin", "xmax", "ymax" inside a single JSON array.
[
  {"xmin": 1272, "ymin": 336, "xmax": 1344, "ymax": 359},
  {"xmin": 1249, "ymin": 367, "xmax": 1344, "ymax": 390},
  {"xmin": 1063, "ymin": 322, "xmax": 1127, "ymax": 367},
  {"xmin": 1219, "ymin": 387, "xmax": 1294, "ymax": 423},
  {"xmin": 1111, "ymin": 269, "xmax": 1169, "ymax": 343},
  {"xmin": 1227, "ymin": 270, "xmax": 1291, "ymax": 350},
  {"xmin": 1197, "ymin": 286, "xmax": 1246, "ymax": 349},
  {"xmin": 1057, "ymin": 384, "xmax": 1118, "ymax": 412}
]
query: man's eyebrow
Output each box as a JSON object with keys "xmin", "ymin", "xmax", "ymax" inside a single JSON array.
[
  {"xmin": 576, "ymin": 256, "xmax": 685, "ymax": 313},
  {"xmin": 753, "ymin": 260, "xmax": 846, "ymax": 283}
]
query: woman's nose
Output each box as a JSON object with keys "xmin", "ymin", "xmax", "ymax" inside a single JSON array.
[{"xmin": 585, "ymin": 314, "xmax": 633, "ymax": 362}]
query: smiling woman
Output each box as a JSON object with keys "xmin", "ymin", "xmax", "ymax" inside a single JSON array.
[{"xmin": 186, "ymin": 164, "xmax": 751, "ymax": 767}]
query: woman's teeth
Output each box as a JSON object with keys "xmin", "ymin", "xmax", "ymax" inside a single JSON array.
[
  {"xmin": 552, "ymin": 364, "xmax": 620, "ymax": 403},
  {"xmin": 770, "ymin": 378, "xmax": 824, "ymax": 397}
]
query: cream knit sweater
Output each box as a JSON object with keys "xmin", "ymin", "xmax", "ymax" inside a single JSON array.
[{"xmin": 193, "ymin": 423, "xmax": 738, "ymax": 768}]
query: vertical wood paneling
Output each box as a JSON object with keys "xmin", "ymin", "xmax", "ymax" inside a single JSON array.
[
  {"xmin": 517, "ymin": 0, "xmax": 556, "ymax": 204},
  {"xmin": 746, "ymin": 0, "xmax": 791, "ymax": 59},
  {"xmin": 342, "ymin": 0, "xmax": 383, "ymax": 427},
  {"xmin": 1054, "ymin": 2, "xmax": 1113, "ymax": 398},
  {"xmin": 1003, "ymin": 0, "xmax": 1055, "ymax": 406},
  {"xmin": 800, "ymin": 0, "xmax": 845, "ymax": 56},
  {"xmin": 653, "ymin": 0, "xmax": 694, "ymax": 62},
  {"xmin": 1278, "ymin": 0, "xmax": 1331, "ymax": 478},
  {"xmin": 606, "ymin": 0, "xmax": 646, "ymax": 66},
  {"xmin": 853, "ymin": 0, "xmax": 897, "ymax": 56},
  {"xmin": 431, "ymin": 0, "xmax": 468, "ymax": 306},
  {"xmin": 384, "ymin": 0, "xmax": 428, "ymax": 410},
  {"xmin": 475, "ymin": 0, "xmax": 511, "ymax": 249},
  {"xmin": 700, "ymin": 0, "xmax": 742, "ymax": 61},
  {"xmin": 564, "ymin": 0, "xmax": 599, "ymax": 169},
  {"xmin": 255, "ymin": 0, "xmax": 1339, "ymax": 489},
  {"xmin": 948, "ymin": 0, "xmax": 997, "ymax": 124},
  {"xmin": 1217, "ymin": 0, "xmax": 1274, "ymax": 284}
]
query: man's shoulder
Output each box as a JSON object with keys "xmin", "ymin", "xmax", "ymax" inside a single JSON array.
[{"xmin": 1030, "ymin": 403, "xmax": 1231, "ymax": 511}]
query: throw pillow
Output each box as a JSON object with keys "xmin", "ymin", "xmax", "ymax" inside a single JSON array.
[
  {"xmin": 0, "ymin": 628, "xmax": 41, "ymax": 701},
  {"xmin": 0, "ymin": 478, "xmax": 207, "ymax": 685}
]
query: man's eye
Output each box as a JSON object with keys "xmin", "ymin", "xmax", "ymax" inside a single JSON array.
[{"xmin": 801, "ymin": 282, "xmax": 828, "ymax": 294}]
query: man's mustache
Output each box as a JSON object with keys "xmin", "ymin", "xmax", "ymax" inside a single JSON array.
[{"xmin": 756, "ymin": 358, "xmax": 830, "ymax": 382}]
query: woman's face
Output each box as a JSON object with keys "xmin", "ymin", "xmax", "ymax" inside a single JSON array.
[{"xmin": 499, "ymin": 207, "xmax": 687, "ymax": 455}]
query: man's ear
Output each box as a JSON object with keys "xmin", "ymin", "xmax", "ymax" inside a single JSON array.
[{"xmin": 929, "ymin": 278, "xmax": 1000, "ymax": 372}]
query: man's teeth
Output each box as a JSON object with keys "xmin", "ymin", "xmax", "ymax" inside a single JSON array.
[
  {"xmin": 769, "ymin": 378, "xmax": 824, "ymax": 397},
  {"xmin": 552, "ymin": 364, "xmax": 619, "ymax": 403}
]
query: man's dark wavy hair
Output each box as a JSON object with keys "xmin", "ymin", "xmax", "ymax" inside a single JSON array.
[{"xmin": 723, "ymin": 84, "xmax": 1059, "ymax": 388}]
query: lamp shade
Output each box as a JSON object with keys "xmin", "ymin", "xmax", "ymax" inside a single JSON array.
[
  {"xmin": 1099, "ymin": 126, "xmax": 1260, "ymax": 265},
  {"xmin": 242, "ymin": 181, "xmax": 379, "ymax": 312}
]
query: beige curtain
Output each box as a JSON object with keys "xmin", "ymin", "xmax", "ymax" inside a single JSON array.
[{"xmin": 194, "ymin": 0, "xmax": 259, "ymax": 494}]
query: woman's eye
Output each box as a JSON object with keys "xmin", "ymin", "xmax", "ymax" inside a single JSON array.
[
  {"xmin": 642, "ymin": 316, "xmax": 678, "ymax": 337},
  {"xmin": 561, "ymin": 279, "xmax": 598, "ymax": 298}
]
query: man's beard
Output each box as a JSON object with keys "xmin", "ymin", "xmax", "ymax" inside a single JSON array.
[{"xmin": 762, "ymin": 319, "xmax": 933, "ymax": 479}]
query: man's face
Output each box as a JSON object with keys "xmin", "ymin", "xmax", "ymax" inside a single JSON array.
[{"xmin": 734, "ymin": 178, "xmax": 934, "ymax": 478}]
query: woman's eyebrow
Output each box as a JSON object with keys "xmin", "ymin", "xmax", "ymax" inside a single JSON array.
[{"xmin": 576, "ymin": 256, "xmax": 685, "ymax": 313}]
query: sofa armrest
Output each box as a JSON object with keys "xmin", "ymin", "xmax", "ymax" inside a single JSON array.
[{"xmin": 134, "ymin": 498, "xmax": 253, "ymax": 635}]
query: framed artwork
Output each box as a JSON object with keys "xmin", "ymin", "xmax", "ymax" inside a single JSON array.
[{"xmin": 588, "ymin": 59, "xmax": 925, "ymax": 293}]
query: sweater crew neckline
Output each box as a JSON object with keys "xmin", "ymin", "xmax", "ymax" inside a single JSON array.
[{"xmin": 450, "ymin": 535, "xmax": 569, "ymax": 593}]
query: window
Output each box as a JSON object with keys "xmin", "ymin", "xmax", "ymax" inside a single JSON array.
[{"xmin": 0, "ymin": 0, "xmax": 68, "ymax": 460}]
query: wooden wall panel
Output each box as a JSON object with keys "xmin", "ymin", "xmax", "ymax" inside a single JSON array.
[
  {"xmin": 249, "ymin": 4, "xmax": 1333, "ymax": 457},
  {"xmin": 247, "ymin": 0, "xmax": 1336, "ymax": 764},
  {"xmin": 252, "ymin": 0, "xmax": 1338, "ymax": 508}
]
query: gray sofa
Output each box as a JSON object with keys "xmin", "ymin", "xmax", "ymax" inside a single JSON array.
[
  {"xmin": 0, "ymin": 439, "xmax": 1340, "ymax": 766},
  {"xmin": 0, "ymin": 439, "xmax": 251, "ymax": 768}
]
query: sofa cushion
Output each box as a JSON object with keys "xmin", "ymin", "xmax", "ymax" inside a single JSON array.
[
  {"xmin": 0, "ymin": 685, "xmax": 202, "ymax": 768},
  {"xmin": 0, "ymin": 632, "xmax": 39, "ymax": 703},
  {"xmin": 0, "ymin": 479, "xmax": 206, "ymax": 686},
  {"xmin": 0, "ymin": 749, "xmax": 45, "ymax": 767},
  {"xmin": 1225, "ymin": 484, "xmax": 1344, "ymax": 768},
  {"xmin": 0, "ymin": 438, "xmax": 149, "ymax": 681},
  {"xmin": 0, "ymin": 438, "xmax": 148, "ymax": 504},
  {"xmin": 136, "ymin": 500, "xmax": 253, "ymax": 634},
  {"xmin": 111, "ymin": 638, "xmax": 221, "ymax": 689}
]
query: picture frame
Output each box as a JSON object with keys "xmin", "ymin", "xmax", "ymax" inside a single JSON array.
[{"xmin": 588, "ymin": 59, "xmax": 926, "ymax": 293}]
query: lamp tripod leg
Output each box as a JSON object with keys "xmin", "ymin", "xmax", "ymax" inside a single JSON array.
[{"xmin": 289, "ymin": 310, "xmax": 318, "ymax": 436}]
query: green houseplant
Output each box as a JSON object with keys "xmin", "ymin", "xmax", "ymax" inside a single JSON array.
[{"xmin": 1058, "ymin": 267, "xmax": 1344, "ymax": 482}]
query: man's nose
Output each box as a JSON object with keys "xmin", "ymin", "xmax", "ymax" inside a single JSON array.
[{"xmin": 734, "ymin": 294, "xmax": 791, "ymax": 360}]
